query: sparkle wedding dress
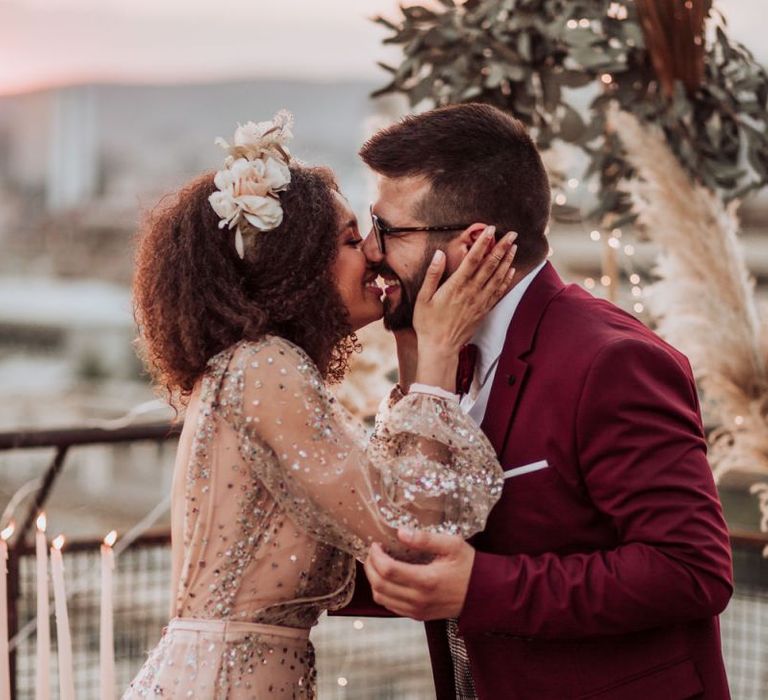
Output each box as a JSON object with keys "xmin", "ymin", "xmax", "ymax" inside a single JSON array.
[{"xmin": 123, "ymin": 335, "xmax": 502, "ymax": 699}]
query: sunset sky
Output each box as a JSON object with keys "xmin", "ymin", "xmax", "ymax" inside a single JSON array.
[{"xmin": 0, "ymin": 0, "xmax": 764, "ymax": 95}]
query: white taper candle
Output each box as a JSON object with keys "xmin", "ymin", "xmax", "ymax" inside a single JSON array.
[
  {"xmin": 35, "ymin": 513, "xmax": 50, "ymax": 700},
  {"xmin": 100, "ymin": 530, "xmax": 117, "ymax": 699},
  {"xmin": 50, "ymin": 535, "xmax": 75, "ymax": 700}
]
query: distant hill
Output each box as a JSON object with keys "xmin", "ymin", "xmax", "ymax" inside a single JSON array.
[{"xmin": 0, "ymin": 79, "xmax": 386, "ymax": 210}]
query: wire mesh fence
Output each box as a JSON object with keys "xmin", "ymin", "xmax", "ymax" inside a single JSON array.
[
  {"xmin": 720, "ymin": 541, "xmax": 768, "ymax": 700},
  {"xmin": 8, "ymin": 534, "xmax": 768, "ymax": 699},
  {"xmin": 9, "ymin": 534, "xmax": 435, "ymax": 699},
  {"xmin": 13, "ymin": 535, "xmax": 172, "ymax": 699}
]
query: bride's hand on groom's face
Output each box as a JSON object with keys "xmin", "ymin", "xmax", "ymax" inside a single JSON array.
[
  {"xmin": 413, "ymin": 227, "xmax": 518, "ymax": 358},
  {"xmin": 364, "ymin": 529, "xmax": 475, "ymax": 621}
]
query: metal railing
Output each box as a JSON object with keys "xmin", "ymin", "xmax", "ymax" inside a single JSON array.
[
  {"xmin": 1, "ymin": 422, "xmax": 180, "ymax": 699},
  {"xmin": 1, "ymin": 423, "xmax": 767, "ymax": 699}
]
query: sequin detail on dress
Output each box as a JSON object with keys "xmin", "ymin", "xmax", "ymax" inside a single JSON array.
[{"xmin": 123, "ymin": 336, "xmax": 502, "ymax": 698}]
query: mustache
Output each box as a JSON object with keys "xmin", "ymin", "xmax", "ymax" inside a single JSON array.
[{"xmin": 374, "ymin": 265, "xmax": 403, "ymax": 283}]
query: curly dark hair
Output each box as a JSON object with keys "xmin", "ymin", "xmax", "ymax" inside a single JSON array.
[{"xmin": 133, "ymin": 164, "xmax": 359, "ymax": 405}]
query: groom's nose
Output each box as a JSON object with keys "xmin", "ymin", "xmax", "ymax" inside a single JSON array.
[{"xmin": 362, "ymin": 231, "xmax": 384, "ymax": 265}]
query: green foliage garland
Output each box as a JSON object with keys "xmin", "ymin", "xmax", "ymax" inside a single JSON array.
[{"xmin": 374, "ymin": 0, "xmax": 768, "ymax": 225}]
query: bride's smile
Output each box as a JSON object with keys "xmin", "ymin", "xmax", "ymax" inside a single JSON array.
[{"xmin": 329, "ymin": 191, "xmax": 384, "ymax": 331}]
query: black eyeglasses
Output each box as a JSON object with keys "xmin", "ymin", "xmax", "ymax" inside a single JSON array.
[{"xmin": 369, "ymin": 204, "xmax": 471, "ymax": 254}]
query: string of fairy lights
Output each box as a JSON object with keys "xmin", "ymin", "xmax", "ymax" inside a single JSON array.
[
  {"xmin": 548, "ymin": 173, "xmax": 648, "ymax": 316},
  {"xmin": 551, "ymin": 4, "xmax": 652, "ymax": 314}
]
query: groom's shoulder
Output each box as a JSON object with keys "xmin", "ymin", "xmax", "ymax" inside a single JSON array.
[
  {"xmin": 545, "ymin": 283, "xmax": 645, "ymax": 338},
  {"xmin": 541, "ymin": 284, "xmax": 686, "ymax": 367}
]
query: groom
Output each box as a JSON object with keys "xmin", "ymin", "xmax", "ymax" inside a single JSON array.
[{"xmin": 339, "ymin": 104, "xmax": 734, "ymax": 699}]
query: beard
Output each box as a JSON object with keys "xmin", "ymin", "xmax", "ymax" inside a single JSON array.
[
  {"xmin": 382, "ymin": 288, "xmax": 416, "ymax": 331},
  {"xmin": 382, "ymin": 241, "xmax": 446, "ymax": 331}
]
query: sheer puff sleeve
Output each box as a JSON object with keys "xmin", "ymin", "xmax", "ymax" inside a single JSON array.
[{"xmin": 220, "ymin": 337, "xmax": 503, "ymax": 561}]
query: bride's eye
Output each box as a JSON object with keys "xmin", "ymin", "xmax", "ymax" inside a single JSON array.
[{"xmin": 346, "ymin": 238, "xmax": 363, "ymax": 248}]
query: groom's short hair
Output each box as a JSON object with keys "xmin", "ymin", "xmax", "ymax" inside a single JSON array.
[{"xmin": 360, "ymin": 103, "xmax": 551, "ymax": 269}]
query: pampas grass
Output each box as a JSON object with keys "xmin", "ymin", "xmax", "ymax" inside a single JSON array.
[{"xmin": 609, "ymin": 106, "xmax": 768, "ymax": 543}]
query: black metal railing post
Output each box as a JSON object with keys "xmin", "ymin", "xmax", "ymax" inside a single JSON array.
[{"xmin": 17, "ymin": 446, "xmax": 68, "ymax": 547}]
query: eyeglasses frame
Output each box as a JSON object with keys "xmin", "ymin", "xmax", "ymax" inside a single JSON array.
[{"xmin": 369, "ymin": 204, "xmax": 472, "ymax": 254}]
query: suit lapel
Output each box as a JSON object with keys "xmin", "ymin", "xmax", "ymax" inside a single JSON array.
[{"xmin": 481, "ymin": 262, "xmax": 566, "ymax": 455}]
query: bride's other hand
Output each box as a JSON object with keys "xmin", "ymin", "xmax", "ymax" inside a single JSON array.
[{"xmin": 415, "ymin": 227, "xmax": 518, "ymax": 352}]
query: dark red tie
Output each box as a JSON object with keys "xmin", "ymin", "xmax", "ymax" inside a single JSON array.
[{"xmin": 456, "ymin": 343, "xmax": 479, "ymax": 396}]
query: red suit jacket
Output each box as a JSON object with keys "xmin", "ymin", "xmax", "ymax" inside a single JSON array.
[{"xmin": 338, "ymin": 262, "xmax": 733, "ymax": 699}]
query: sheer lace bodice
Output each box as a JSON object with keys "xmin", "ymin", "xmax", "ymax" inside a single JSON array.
[{"xmin": 125, "ymin": 335, "xmax": 502, "ymax": 698}]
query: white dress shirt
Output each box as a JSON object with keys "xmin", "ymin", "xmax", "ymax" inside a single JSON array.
[
  {"xmin": 446, "ymin": 262, "xmax": 546, "ymax": 700},
  {"xmin": 460, "ymin": 261, "xmax": 547, "ymax": 423}
]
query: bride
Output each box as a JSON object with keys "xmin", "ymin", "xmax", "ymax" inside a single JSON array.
[{"xmin": 125, "ymin": 112, "xmax": 516, "ymax": 698}]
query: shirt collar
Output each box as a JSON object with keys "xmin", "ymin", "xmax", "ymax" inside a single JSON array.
[{"xmin": 471, "ymin": 260, "xmax": 547, "ymax": 385}]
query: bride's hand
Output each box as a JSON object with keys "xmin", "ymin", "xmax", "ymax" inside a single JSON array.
[
  {"xmin": 414, "ymin": 226, "xmax": 518, "ymax": 353},
  {"xmin": 411, "ymin": 226, "xmax": 518, "ymax": 392}
]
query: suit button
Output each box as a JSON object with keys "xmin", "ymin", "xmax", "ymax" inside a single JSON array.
[{"xmin": 507, "ymin": 374, "xmax": 516, "ymax": 386}]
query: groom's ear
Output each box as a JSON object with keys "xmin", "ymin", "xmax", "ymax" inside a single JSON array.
[
  {"xmin": 444, "ymin": 223, "xmax": 491, "ymax": 275},
  {"xmin": 457, "ymin": 223, "xmax": 491, "ymax": 256}
]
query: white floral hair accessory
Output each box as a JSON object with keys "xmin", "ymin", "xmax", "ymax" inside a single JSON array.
[{"xmin": 208, "ymin": 110, "xmax": 293, "ymax": 258}]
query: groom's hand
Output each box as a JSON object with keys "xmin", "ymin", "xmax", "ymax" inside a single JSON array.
[{"xmin": 364, "ymin": 528, "xmax": 475, "ymax": 621}]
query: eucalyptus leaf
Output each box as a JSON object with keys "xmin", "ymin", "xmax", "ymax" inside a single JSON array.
[
  {"xmin": 401, "ymin": 5, "xmax": 437, "ymax": 21},
  {"xmin": 560, "ymin": 70, "xmax": 594, "ymax": 88},
  {"xmin": 558, "ymin": 105, "xmax": 586, "ymax": 142}
]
